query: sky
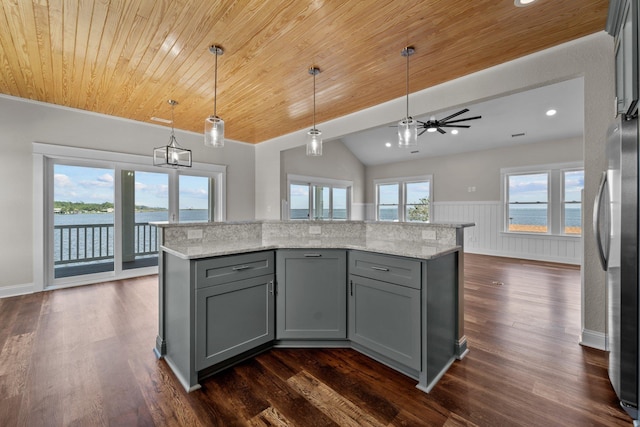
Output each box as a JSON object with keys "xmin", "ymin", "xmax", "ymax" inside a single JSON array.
[
  {"xmin": 509, "ymin": 171, "xmax": 584, "ymax": 203},
  {"xmin": 54, "ymin": 165, "xmax": 210, "ymax": 209}
]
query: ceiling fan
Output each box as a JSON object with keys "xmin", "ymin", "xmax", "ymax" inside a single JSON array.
[{"xmin": 417, "ymin": 108, "xmax": 481, "ymax": 135}]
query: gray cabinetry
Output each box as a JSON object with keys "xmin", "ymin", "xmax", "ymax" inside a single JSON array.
[
  {"xmin": 196, "ymin": 274, "xmax": 274, "ymax": 370},
  {"xmin": 348, "ymin": 251, "xmax": 422, "ymax": 371},
  {"xmin": 195, "ymin": 251, "xmax": 275, "ymax": 371},
  {"xmin": 276, "ymin": 249, "xmax": 347, "ymax": 339}
]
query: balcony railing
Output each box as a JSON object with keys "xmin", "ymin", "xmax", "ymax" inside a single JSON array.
[{"xmin": 53, "ymin": 222, "xmax": 158, "ymax": 265}]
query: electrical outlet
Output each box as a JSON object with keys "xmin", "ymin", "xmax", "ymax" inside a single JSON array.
[
  {"xmin": 187, "ymin": 229, "xmax": 203, "ymax": 239},
  {"xmin": 422, "ymin": 230, "xmax": 436, "ymax": 240},
  {"xmin": 309, "ymin": 225, "xmax": 322, "ymax": 235}
]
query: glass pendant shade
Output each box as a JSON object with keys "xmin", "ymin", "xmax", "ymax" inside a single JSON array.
[
  {"xmin": 204, "ymin": 115, "xmax": 225, "ymax": 147},
  {"xmin": 398, "ymin": 117, "xmax": 418, "ymax": 148},
  {"xmin": 205, "ymin": 45, "xmax": 224, "ymax": 148},
  {"xmin": 306, "ymin": 128, "xmax": 323, "ymax": 156},
  {"xmin": 154, "ymin": 136, "xmax": 192, "ymax": 168}
]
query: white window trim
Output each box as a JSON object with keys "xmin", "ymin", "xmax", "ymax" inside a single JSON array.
[
  {"xmin": 33, "ymin": 142, "xmax": 227, "ymax": 291},
  {"xmin": 374, "ymin": 174, "xmax": 433, "ymax": 222},
  {"xmin": 286, "ymin": 174, "xmax": 352, "ymax": 220},
  {"xmin": 501, "ymin": 161, "xmax": 582, "ymax": 236}
]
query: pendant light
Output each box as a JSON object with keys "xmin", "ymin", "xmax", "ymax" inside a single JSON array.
[
  {"xmin": 204, "ymin": 45, "xmax": 225, "ymax": 148},
  {"xmin": 306, "ymin": 66, "xmax": 322, "ymax": 156},
  {"xmin": 153, "ymin": 100, "xmax": 192, "ymax": 168},
  {"xmin": 398, "ymin": 46, "xmax": 417, "ymax": 148}
]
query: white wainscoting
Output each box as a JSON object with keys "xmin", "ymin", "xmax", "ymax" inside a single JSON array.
[{"xmin": 433, "ymin": 201, "xmax": 582, "ymax": 265}]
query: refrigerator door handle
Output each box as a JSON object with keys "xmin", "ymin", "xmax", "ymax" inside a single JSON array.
[{"xmin": 593, "ymin": 170, "xmax": 609, "ymax": 271}]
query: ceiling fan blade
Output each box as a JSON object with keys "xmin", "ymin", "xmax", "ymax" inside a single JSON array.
[
  {"xmin": 437, "ymin": 127, "xmax": 446, "ymax": 134},
  {"xmin": 418, "ymin": 128, "xmax": 428, "ymax": 136},
  {"xmin": 440, "ymin": 124, "xmax": 471, "ymax": 128},
  {"xmin": 442, "ymin": 115, "xmax": 482, "ymax": 124},
  {"xmin": 416, "ymin": 120, "xmax": 429, "ymax": 125},
  {"xmin": 438, "ymin": 108, "xmax": 469, "ymax": 123}
]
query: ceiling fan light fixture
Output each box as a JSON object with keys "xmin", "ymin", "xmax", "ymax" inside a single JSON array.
[
  {"xmin": 427, "ymin": 127, "xmax": 437, "ymax": 133},
  {"xmin": 514, "ymin": 0, "xmax": 537, "ymax": 6},
  {"xmin": 154, "ymin": 100, "xmax": 192, "ymax": 168},
  {"xmin": 204, "ymin": 45, "xmax": 225, "ymax": 148},
  {"xmin": 398, "ymin": 46, "xmax": 418, "ymax": 148},
  {"xmin": 306, "ymin": 67, "xmax": 323, "ymax": 156}
]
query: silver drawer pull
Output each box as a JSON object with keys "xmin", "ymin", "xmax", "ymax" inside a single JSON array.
[
  {"xmin": 232, "ymin": 265, "xmax": 252, "ymax": 271},
  {"xmin": 371, "ymin": 266, "xmax": 390, "ymax": 272},
  {"xmin": 304, "ymin": 253, "xmax": 322, "ymax": 257}
]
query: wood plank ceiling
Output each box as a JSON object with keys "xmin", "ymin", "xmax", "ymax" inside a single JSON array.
[{"xmin": 0, "ymin": 0, "xmax": 608, "ymax": 144}]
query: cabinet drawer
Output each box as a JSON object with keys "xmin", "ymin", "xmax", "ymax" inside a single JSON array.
[
  {"xmin": 196, "ymin": 251, "xmax": 274, "ymax": 289},
  {"xmin": 349, "ymin": 251, "xmax": 421, "ymax": 289}
]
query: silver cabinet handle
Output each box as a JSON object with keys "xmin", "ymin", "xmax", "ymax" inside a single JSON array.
[
  {"xmin": 269, "ymin": 280, "xmax": 274, "ymax": 295},
  {"xmin": 371, "ymin": 266, "xmax": 390, "ymax": 272},
  {"xmin": 304, "ymin": 253, "xmax": 322, "ymax": 257},
  {"xmin": 232, "ymin": 265, "xmax": 252, "ymax": 271}
]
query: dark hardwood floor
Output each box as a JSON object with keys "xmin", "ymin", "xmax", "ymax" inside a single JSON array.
[{"xmin": 0, "ymin": 254, "xmax": 632, "ymax": 426}]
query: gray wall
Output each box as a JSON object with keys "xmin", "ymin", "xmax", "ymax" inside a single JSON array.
[
  {"xmin": 0, "ymin": 95, "xmax": 255, "ymax": 291},
  {"xmin": 280, "ymin": 139, "xmax": 366, "ymax": 219},
  {"xmin": 365, "ymin": 136, "xmax": 583, "ymax": 204}
]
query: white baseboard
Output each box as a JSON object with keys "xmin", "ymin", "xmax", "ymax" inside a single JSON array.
[
  {"xmin": 0, "ymin": 282, "xmax": 35, "ymax": 299},
  {"xmin": 580, "ymin": 329, "xmax": 607, "ymax": 351}
]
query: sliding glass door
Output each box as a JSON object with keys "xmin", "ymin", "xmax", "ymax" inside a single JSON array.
[
  {"xmin": 121, "ymin": 170, "xmax": 169, "ymax": 270},
  {"xmin": 53, "ymin": 164, "xmax": 115, "ymax": 279}
]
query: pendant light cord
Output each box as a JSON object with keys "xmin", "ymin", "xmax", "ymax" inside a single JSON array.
[
  {"xmin": 171, "ymin": 102, "xmax": 175, "ymax": 136},
  {"xmin": 313, "ymin": 70, "xmax": 317, "ymax": 129},
  {"xmin": 405, "ymin": 49, "xmax": 409, "ymax": 119},
  {"xmin": 214, "ymin": 51, "xmax": 218, "ymax": 117}
]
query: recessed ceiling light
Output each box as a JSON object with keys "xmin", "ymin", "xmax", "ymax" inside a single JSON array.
[
  {"xmin": 385, "ymin": 142, "xmax": 392, "ymax": 148},
  {"xmin": 546, "ymin": 109, "xmax": 557, "ymax": 116},
  {"xmin": 451, "ymin": 129, "xmax": 459, "ymax": 135},
  {"xmin": 514, "ymin": 0, "xmax": 536, "ymax": 6}
]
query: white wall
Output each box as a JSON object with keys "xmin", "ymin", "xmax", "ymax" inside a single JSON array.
[
  {"xmin": 254, "ymin": 32, "xmax": 615, "ymax": 348},
  {"xmin": 280, "ymin": 139, "xmax": 366, "ymax": 219},
  {"xmin": 0, "ymin": 95, "xmax": 255, "ymax": 293}
]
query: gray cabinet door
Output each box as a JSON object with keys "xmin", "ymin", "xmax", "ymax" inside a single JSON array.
[
  {"xmin": 348, "ymin": 275, "xmax": 421, "ymax": 371},
  {"xmin": 196, "ymin": 274, "xmax": 274, "ymax": 370},
  {"xmin": 276, "ymin": 250, "xmax": 347, "ymax": 339}
]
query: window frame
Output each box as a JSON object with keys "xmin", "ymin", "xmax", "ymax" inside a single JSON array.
[
  {"xmin": 374, "ymin": 175, "xmax": 433, "ymax": 222},
  {"xmin": 501, "ymin": 162, "xmax": 583, "ymax": 236},
  {"xmin": 286, "ymin": 174, "xmax": 352, "ymax": 220}
]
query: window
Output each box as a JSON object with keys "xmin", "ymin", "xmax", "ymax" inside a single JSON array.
[
  {"xmin": 563, "ymin": 169, "xmax": 584, "ymax": 235},
  {"xmin": 287, "ymin": 175, "xmax": 352, "ymax": 220},
  {"xmin": 179, "ymin": 174, "xmax": 215, "ymax": 222},
  {"xmin": 375, "ymin": 176, "xmax": 432, "ymax": 222},
  {"xmin": 506, "ymin": 172, "xmax": 549, "ymax": 233},
  {"xmin": 502, "ymin": 163, "xmax": 583, "ymax": 236}
]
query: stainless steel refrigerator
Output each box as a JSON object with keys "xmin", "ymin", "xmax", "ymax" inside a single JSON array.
[{"xmin": 594, "ymin": 115, "xmax": 639, "ymax": 421}]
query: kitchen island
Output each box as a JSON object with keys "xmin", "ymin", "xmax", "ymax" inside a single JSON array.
[{"xmin": 154, "ymin": 221, "xmax": 473, "ymax": 393}]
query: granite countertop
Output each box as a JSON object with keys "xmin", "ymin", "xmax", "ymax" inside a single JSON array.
[
  {"xmin": 161, "ymin": 236, "xmax": 460, "ymax": 261},
  {"xmin": 154, "ymin": 219, "xmax": 475, "ymax": 229}
]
